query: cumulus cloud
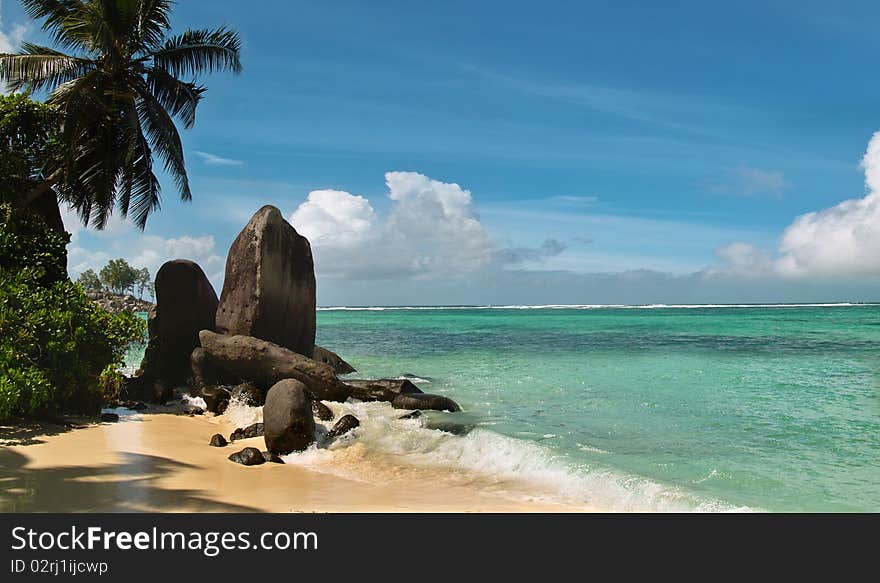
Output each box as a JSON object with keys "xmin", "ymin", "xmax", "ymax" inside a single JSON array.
[
  {"xmin": 127, "ymin": 235, "xmax": 225, "ymax": 281},
  {"xmin": 290, "ymin": 172, "xmax": 505, "ymax": 280},
  {"xmin": 712, "ymin": 132, "xmax": 880, "ymax": 279},
  {"xmin": 290, "ymin": 189, "xmax": 376, "ymax": 247}
]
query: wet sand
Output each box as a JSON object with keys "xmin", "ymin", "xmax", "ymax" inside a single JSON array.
[{"xmin": 0, "ymin": 411, "xmax": 592, "ymax": 512}]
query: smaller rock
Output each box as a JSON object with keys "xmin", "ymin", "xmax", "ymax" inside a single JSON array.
[
  {"xmin": 398, "ymin": 410, "xmax": 423, "ymax": 420},
  {"xmin": 312, "ymin": 400, "xmax": 334, "ymax": 421},
  {"xmin": 209, "ymin": 434, "xmax": 228, "ymax": 447},
  {"xmin": 100, "ymin": 412, "xmax": 119, "ymax": 422},
  {"xmin": 123, "ymin": 401, "xmax": 147, "ymax": 411},
  {"xmin": 230, "ymin": 422, "xmax": 264, "ymax": 442},
  {"xmin": 262, "ymin": 451, "xmax": 284, "ymax": 464},
  {"xmin": 391, "ymin": 393, "xmax": 461, "ymax": 412},
  {"xmin": 184, "ymin": 406, "xmax": 204, "ymax": 416},
  {"xmin": 344, "ymin": 379, "xmax": 423, "ymax": 402},
  {"xmin": 228, "ymin": 447, "xmax": 265, "ymax": 466},
  {"xmin": 325, "ymin": 415, "xmax": 360, "ymax": 440},
  {"xmin": 425, "ymin": 420, "xmax": 474, "ymax": 436}
]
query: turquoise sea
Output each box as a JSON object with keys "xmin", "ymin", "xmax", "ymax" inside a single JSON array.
[{"xmin": 127, "ymin": 304, "xmax": 880, "ymax": 511}]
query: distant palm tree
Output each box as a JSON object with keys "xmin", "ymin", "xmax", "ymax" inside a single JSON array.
[{"xmin": 0, "ymin": 0, "xmax": 242, "ymax": 228}]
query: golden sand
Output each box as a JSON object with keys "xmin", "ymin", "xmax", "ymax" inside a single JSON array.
[{"xmin": 0, "ymin": 411, "xmax": 591, "ymax": 513}]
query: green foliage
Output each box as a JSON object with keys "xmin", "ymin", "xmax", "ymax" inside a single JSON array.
[
  {"xmin": 76, "ymin": 268, "xmax": 102, "ymax": 292},
  {"xmin": 0, "ymin": 203, "xmax": 69, "ymax": 286},
  {"xmin": 99, "ymin": 258, "xmax": 139, "ymax": 294},
  {"xmin": 135, "ymin": 266, "xmax": 151, "ymax": 298},
  {"xmin": 99, "ymin": 365, "xmax": 126, "ymax": 404},
  {"xmin": 0, "ymin": 93, "xmax": 61, "ymax": 205},
  {"xmin": 0, "ymin": 210, "xmax": 145, "ymax": 420}
]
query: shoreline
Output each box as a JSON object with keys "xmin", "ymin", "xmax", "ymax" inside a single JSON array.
[{"xmin": 0, "ymin": 410, "xmax": 593, "ymax": 513}]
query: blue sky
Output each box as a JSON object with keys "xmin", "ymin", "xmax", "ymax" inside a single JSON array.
[{"xmin": 3, "ymin": 0, "xmax": 880, "ymax": 304}]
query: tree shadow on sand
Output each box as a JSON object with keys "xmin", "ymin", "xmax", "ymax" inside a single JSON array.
[
  {"xmin": 0, "ymin": 448, "xmax": 258, "ymax": 512},
  {"xmin": 0, "ymin": 420, "xmax": 96, "ymax": 447}
]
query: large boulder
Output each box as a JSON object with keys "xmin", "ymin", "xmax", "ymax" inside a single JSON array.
[
  {"xmin": 344, "ymin": 379, "xmax": 423, "ymax": 402},
  {"xmin": 216, "ymin": 206, "xmax": 316, "ymax": 357},
  {"xmin": 137, "ymin": 260, "xmax": 218, "ymax": 387},
  {"xmin": 312, "ymin": 346, "xmax": 356, "ymax": 374},
  {"xmin": 263, "ymin": 379, "xmax": 316, "ymax": 455},
  {"xmin": 198, "ymin": 330, "xmax": 350, "ymax": 402}
]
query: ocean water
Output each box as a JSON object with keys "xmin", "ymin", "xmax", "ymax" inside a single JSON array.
[{"xmin": 125, "ymin": 305, "xmax": 880, "ymax": 511}]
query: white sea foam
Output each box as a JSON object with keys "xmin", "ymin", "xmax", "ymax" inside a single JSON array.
[
  {"xmin": 223, "ymin": 395, "xmax": 263, "ymax": 428},
  {"xmin": 180, "ymin": 394, "xmax": 207, "ymax": 411},
  {"xmin": 269, "ymin": 399, "xmax": 755, "ymax": 512}
]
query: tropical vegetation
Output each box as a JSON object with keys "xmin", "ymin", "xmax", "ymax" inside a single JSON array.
[{"xmin": 0, "ymin": 1, "xmax": 240, "ymax": 420}]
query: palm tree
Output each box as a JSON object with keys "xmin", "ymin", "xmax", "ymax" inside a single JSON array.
[{"xmin": 0, "ymin": 0, "xmax": 242, "ymax": 229}]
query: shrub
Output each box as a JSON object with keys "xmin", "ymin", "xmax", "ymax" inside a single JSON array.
[{"xmin": 0, "ymin": 206, "xmax": 145, "ymax": 420}]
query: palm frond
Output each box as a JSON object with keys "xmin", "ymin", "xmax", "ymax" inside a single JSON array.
[
  {"xmin": 21, "ymin": 0, "xmax": 97, "ymax": 54},
  {"xmin": 134, "ymin": 0, "xmax": 172, "ymax": 50},
  {"xmin": 135, "ymin": 84, "xmax": 191, "ymax": 202},
  {"xmin": 0, "ymin": 43, "xmax": 96, "ymax": 93},
  {"xmin": 146, "ymin": 66, "xmax": 204, "ymax": 128},
  {"xmin": 149, "ymin": 26, "xmax": 242, "ymax": 77}
]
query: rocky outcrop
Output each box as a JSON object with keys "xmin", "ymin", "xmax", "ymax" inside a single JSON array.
[
  {"xmin": 228, "ymin": 447, "xmax": 265, "ymax": 466},
  {"xmin": 198, "ymin": 331, "xmax": 350, "ymax": 402},
  {"xmin": 87, "ymin": 291, "xmax": 153, "ymax": 314},
  {"xmin": 137, "ymin": 260, "xmax": 219, "ymax": 387},
  {"xmin": 325, "ymin": 415, "xmax": 359, "ymax": 441},
  {"xmin": 344, "ymin": 379, "xmax": 423, "ymax": 402},
  {"xmin": 312, "ymin": 346, "xmax": 356, "ymax": 374},
  {"xmin": 263, "ymin": 379, "xmax": 316, "ymax": 455},
  {"xmin": 216, "ymin": 206, "xmax": 316, "ymax": 357},
  {"xmin": 391, "ymin": 393, "xmax": 461, "ymax": 412}
]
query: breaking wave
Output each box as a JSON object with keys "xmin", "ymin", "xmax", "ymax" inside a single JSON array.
[{"xmin": 223, "ymin": 399, "xmax": 754, "ymax": 512}]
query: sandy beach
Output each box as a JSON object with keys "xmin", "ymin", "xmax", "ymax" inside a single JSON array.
[{"xmin": 0, "ymin": 410, "xmax": 591, "ymax": 513}]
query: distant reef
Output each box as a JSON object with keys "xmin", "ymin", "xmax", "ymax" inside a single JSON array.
[{"xmin": 87, "ymin": 290, "xmax": 153, "ymax": 314}]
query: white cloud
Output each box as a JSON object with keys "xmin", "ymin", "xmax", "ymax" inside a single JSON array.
[
  {"xmin": 67, "ymin": 229, "xmax": 225, "ymax": 292},
  {"xmin": 290, "ymin": 171, "xmax": 497, "ymax": 280},
  {"xmin": 713, "ymin": 131, "xmax": 880, "ymax": 278},
  {"xmin": 61, "ymin": 206, "xmax": 133, "ymax": 242},
  {"xmin": 128, "ymin": 235, "xmax": 224, "ymax": 282},
  {"xmin": 193, "ymin": 150, "xmax": 244, "ymax": 166},
  {"xmin": 0, "ymin": 21, "xmax": 27, "ymax": 53},
  {"xmin": 290, "ymin": 189, "xmax": 376, "ymax": 246}
]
